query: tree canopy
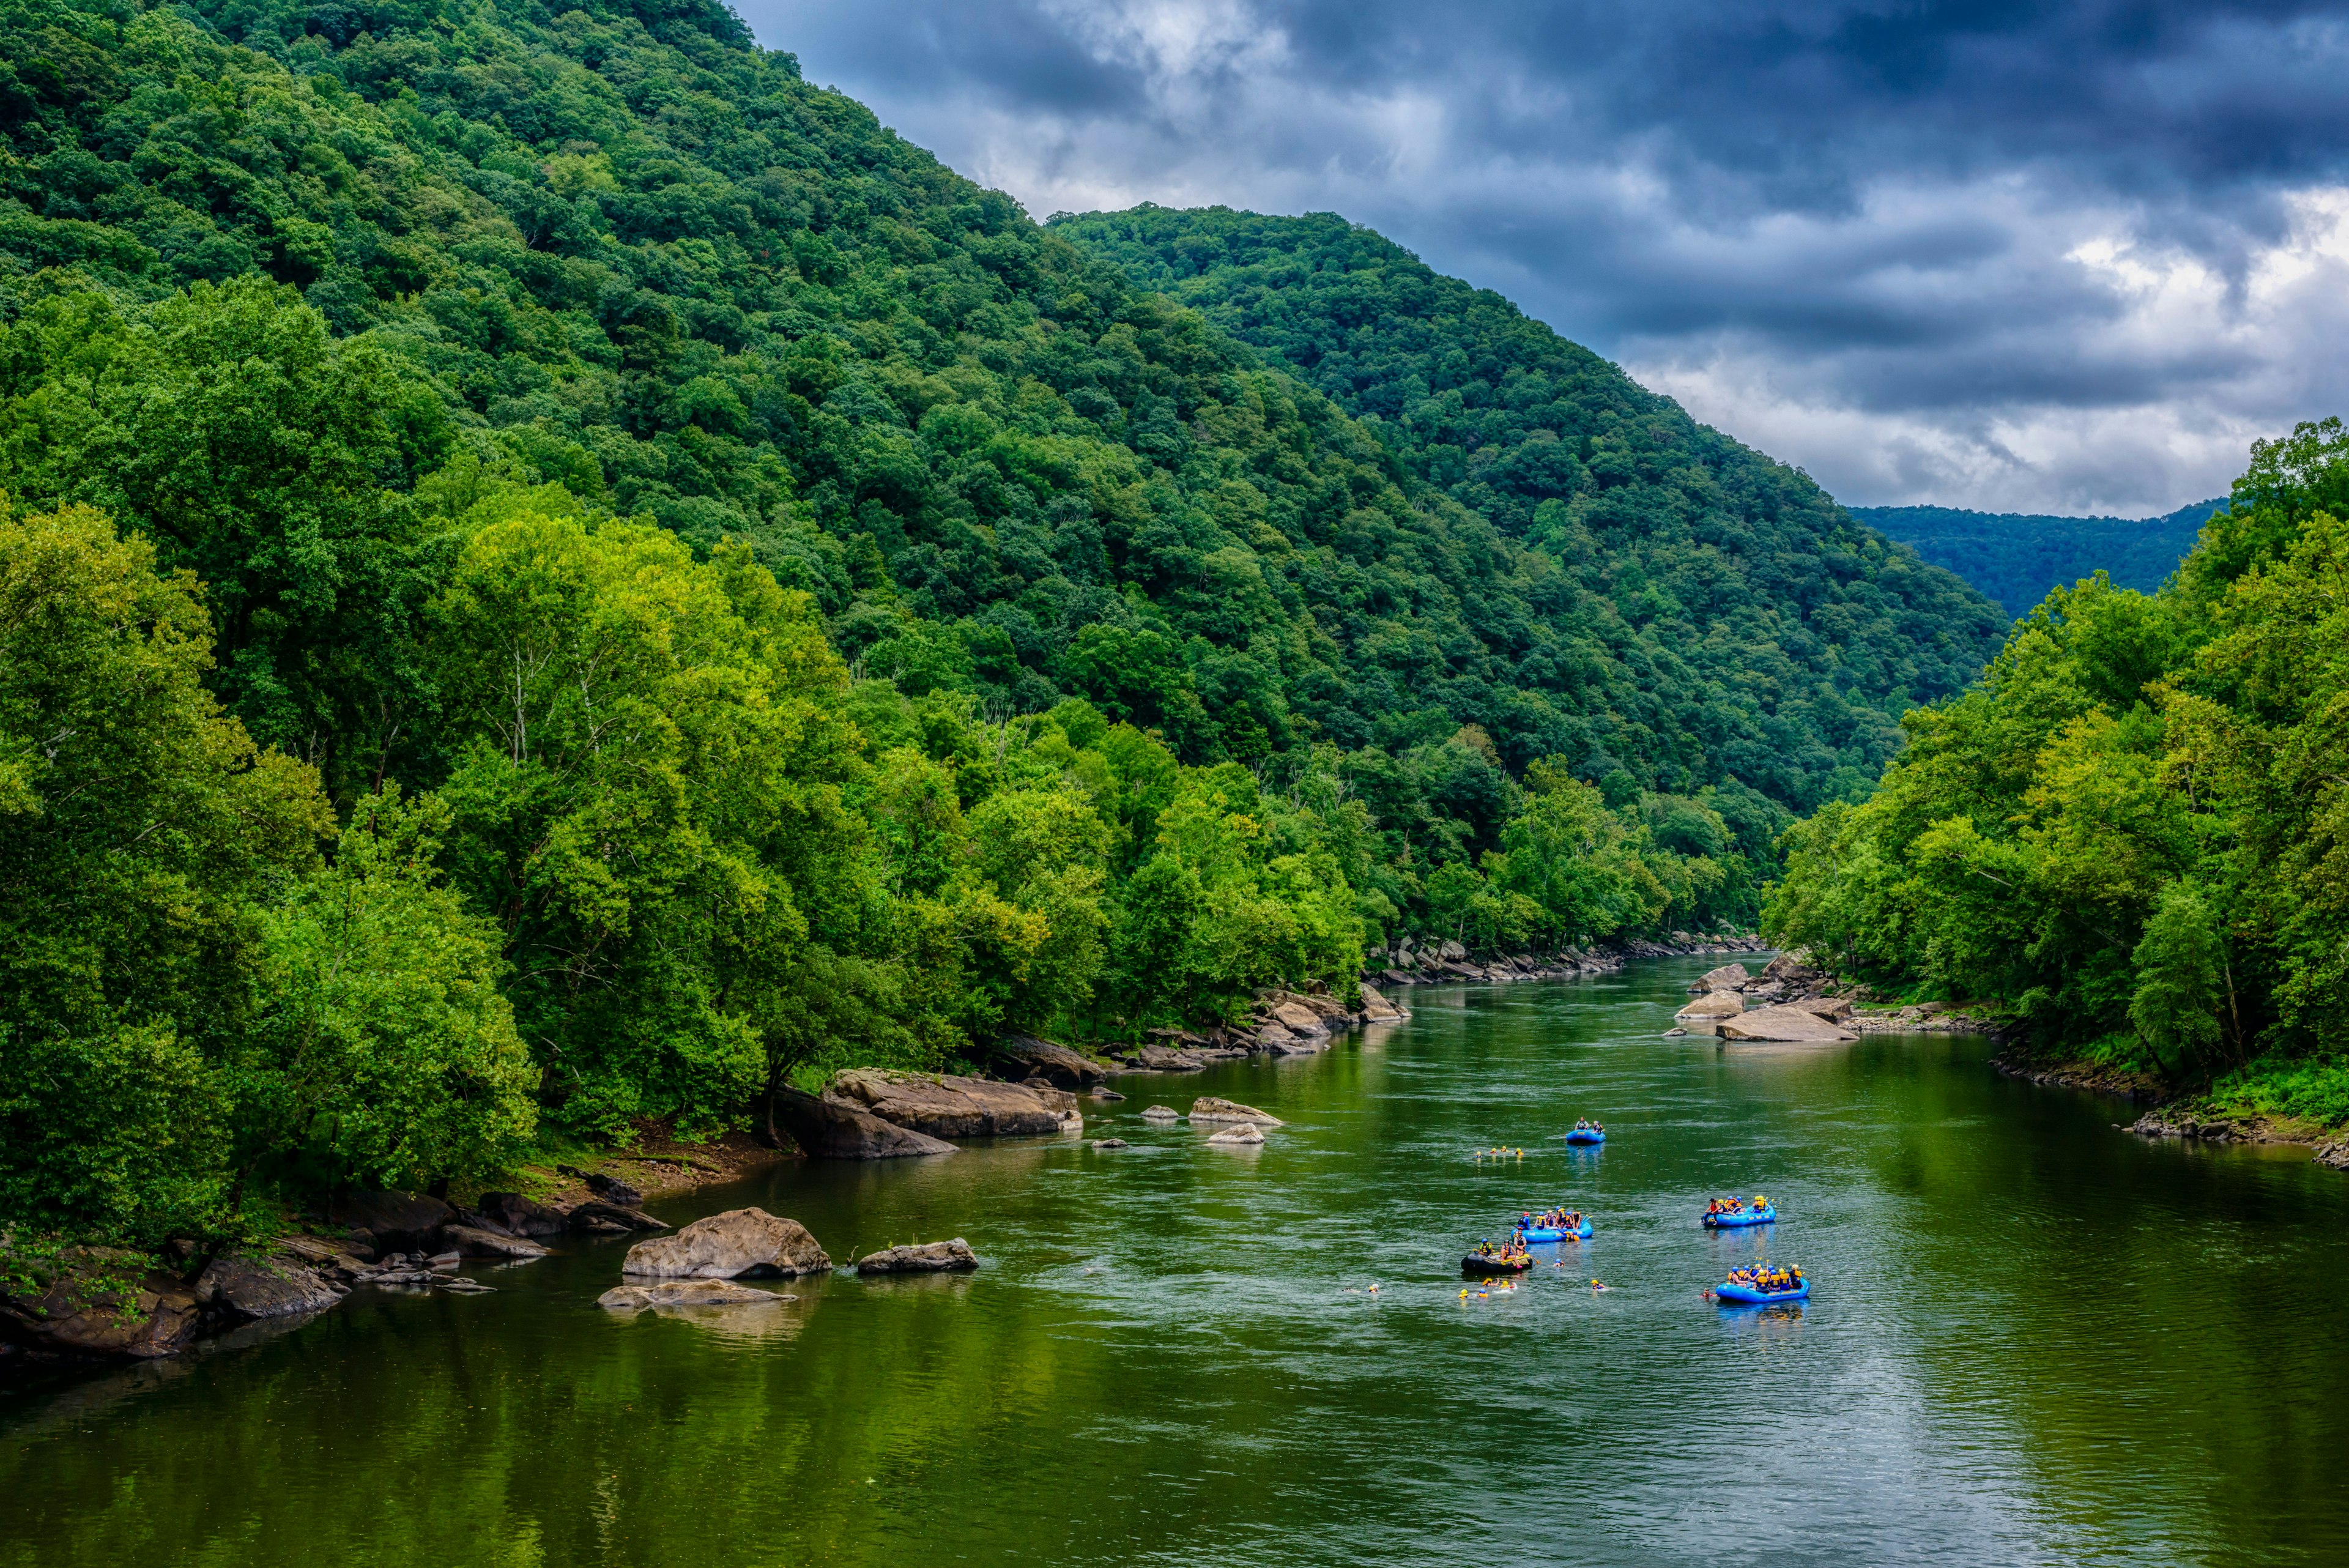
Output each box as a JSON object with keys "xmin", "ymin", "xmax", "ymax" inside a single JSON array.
[
  {"xmin": 1766, "ymin": 419, "xmax": 2349, "ymax": 1126},
  {"xmin": 0, "ymin": 0, "xmax": 2008, "ymax": 1248}
]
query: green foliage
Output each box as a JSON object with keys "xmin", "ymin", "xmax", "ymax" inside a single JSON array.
[
  {"xmin": 1851, "ymin": 500, "xmax": 2224, "ymax": 619},
  {"xmin": 1051, "ymin": 204, "xmax": 2005, "ymax": 810},
  {"xmin": 1767, "ymin": 420, "xmax": 2349, "ymax": 1120},
  {"xmin": 0, "ymin": 497, "xmax": 330, "ymax": 1244},
  {"xmin": 239, "ymin": 786, "xmax": 536, "ymax": 1192},
  {"xmin": 0, "ymin": 0, "xmax": 1964, "ymax": 1245}
]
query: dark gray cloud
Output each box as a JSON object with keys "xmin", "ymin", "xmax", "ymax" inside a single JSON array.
[{"xmin": 740, "ymin": 0, "xmax": 2349, "ymax": 513}]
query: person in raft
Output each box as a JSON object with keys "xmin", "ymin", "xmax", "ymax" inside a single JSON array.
[
  {"xmin": 1727, "ymin": 1265, "xmax": 1802, "ymax": 1292},
  {"xmin": 1708, "ymin": 1197, "xmax": 1746, "ymax": 1216}
]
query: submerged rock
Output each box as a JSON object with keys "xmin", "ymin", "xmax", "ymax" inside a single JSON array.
[
  {"xmin": 1189, "ymin": 1096, "xmax": 1283, "ymax": 1126},
  {"xmin": 855, "ymin": 1239, "xmax": 978, "ymax": 1274},
  {"xmin": 599, "ymin": 1279, "xmax": 794, "ymax": 1310},
  {"xmin": 1140, "ymin": 1105, "xmax": 1181, "ymax": 1120},
  {"xmin": 1206, "ymin": 1123, "xmax": 1266, "ymax": 1145},
  {"xmin": 621, "ymin": 1208, "xmax": 832, "ymax": 1279},
  {"xmin": 1091, "ymin": 1138, "xmax": 1129, "ymax": 1149}
]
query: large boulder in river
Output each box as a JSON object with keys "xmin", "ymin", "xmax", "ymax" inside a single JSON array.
[
  {"xmin": 991, "ymin": 1033, "xmax": 1107, "ymax": 1088},
  {"xmin": 621, "ymin": 1208, "xmax": 832, "ymax": 1279},
  {"xmin": 855, "ymin": 1239, "xmax": 979, "ymax": 1274},
  {"xmin": 1692, "ymin": 962, "xmax": 1751, "ymax": 993},
  {"xmin": 322, "ymin": 1189, "xmax": 454, "ymax": 1250},
  {"xmin": 770, "ymin": 1085, "xmax": 959, "ymax": 1160},
  {"xmin": 195, "ymin": 1257, "xmax": 342, "ymax": 1321},
  {"xmin": 0, "ymin": 1247, "xmax": 202, "ymax": 1359},
  {"xmin": 1359, "ymin": 983, "xmax": 1405, "ymax": 1021},
  {"xmin": 1189, "ymin": 1096, "xmax": 1284, "ymax": 1126},
  {"xmin": 1206, "ymin": 1123, "xmax": 1266, "ymax": 1145},
  {"xmin": 1718, "ymin": 1004, "xmax": 1857, "ymax": 1042},
  {"xmin": 1787, "ymin": 995, "xmax": 1855, "ymax": 1024},
  {"xmin": 827, "ymin": 1069, "xmax": 1063, "ymax": 1139},
  {"xmin": 1674, "ymin": 991, "xmax": 1746, "ymax": 1033}
]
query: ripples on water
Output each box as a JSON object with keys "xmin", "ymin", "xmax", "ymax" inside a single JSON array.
[{"xmin": 7, "ymin": 958, "xmax": 2348, "ymax": 1566}]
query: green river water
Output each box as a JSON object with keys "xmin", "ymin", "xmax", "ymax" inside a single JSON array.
[{"xmin": 7, "ymin": 956, "xmax": 2348, "ymax": 1566}]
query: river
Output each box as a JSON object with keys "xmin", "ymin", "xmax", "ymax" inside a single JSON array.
[{"xmin": 7, "ymin": 956, "xmax": 2348, "ymax": 1565}]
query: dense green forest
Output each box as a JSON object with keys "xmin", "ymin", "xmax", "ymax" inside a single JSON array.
[
  {"xmin": 1852, "ymin": 499, "xmax": 2225, "ymax": 617},
  {"xmin": 0, "ymin": 0, "xmax": 2000, "ymax": 1250},
  {"xmin": 1768, "ymin": 420, "xmax": 2349, "ymax": 1124},
  {"xmin": 1050, "ymin": 205, "xmax": 2003, "ymax": 806}
]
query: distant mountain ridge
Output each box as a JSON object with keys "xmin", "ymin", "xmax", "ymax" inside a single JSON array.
[{"xmin": 1848, "ymin": 500, "xmax": 2226, "ymax": 618}]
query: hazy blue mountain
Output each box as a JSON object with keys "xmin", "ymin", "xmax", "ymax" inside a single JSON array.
[{"xmin": 1847, "ymin": 500, "xmax": 2226, "ymax": 617}]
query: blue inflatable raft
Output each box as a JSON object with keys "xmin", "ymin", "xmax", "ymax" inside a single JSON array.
[
  {"xmin": 1516, "ymin": 1221, "xmax": 1593, "ymax": 1242},
  {"xmin": 1702, "ymin": 1205, "xmax": 1776, "ymax": 1228},
  {"xmin": 1713, "ymin": 1278, "xmax": 1809, "ymax": 1306},
  {"xmin": 1565, "ymin": 1128, "xmax": 1605, "ymax": 1145}
]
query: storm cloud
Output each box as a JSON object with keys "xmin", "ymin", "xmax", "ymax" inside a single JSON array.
[{"xmin": 738, "ymin": 1, "xmax": 2349, "ymax": 513}]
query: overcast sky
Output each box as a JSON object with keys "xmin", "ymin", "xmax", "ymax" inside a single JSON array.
[{"xmin": 737, "ymin": 1, "xmax": 2349, "ymax": 516}]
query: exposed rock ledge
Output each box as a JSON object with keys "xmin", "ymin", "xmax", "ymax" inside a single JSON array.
[{"xmin": 826, "ymin": 1069, "xmax": 1066, "ymax": 1139}]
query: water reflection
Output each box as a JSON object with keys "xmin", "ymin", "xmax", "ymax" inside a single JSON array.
[{"xmin": 5, "ymin": 962, "xmax": 2349, "ymax": 1567}]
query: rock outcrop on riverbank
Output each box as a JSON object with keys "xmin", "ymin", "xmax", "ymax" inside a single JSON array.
[
  {"xmin": 826, "ymin": 1069, "xmax": 1067, "ymax": 1139},
  {"xmin": 768, "ymin": 1085, "xmax": 962, "ymax": 1160},
  {"xmin": 1373, "ymin": 933, "xmax": 1769, "ymax": 991}
]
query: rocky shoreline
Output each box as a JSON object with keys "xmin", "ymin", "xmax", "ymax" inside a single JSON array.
[{"xmin": 0, "ymin": 936, "xmax": 1850, "ymax": 1371}]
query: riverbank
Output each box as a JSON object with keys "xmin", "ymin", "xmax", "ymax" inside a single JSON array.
[
  {"xmin": 16, "ymin": 951, "xmax": 2349, "ymax": 1564},
  {"xmin": 1990, "ymin": 1050, "xmax": 2349, "ymax": 1172}
]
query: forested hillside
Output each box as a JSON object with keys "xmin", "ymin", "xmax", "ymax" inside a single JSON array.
[
  {"xmin": 1852, "ymin": 499, "xmax": 2226, "ymax": 617},
  {"xmin": 0, "ymin": 0, "xmax": 1997, "ymax": 1248},
  {"xmin": 1768, "ymin": 420, "xmax": 2349, "ymax": 1125},
  {"xmin": 1051, "ymin": 206, "xmax": 2003, "ymax": 807}
]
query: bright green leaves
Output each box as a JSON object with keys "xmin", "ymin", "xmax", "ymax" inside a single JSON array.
[
  {"xmin": 1767, "ymin": 432, "xmax": 2349, "ymax": 1105},
  {"xmin": 240, "ymin": 786, "xmax": 535, "ymax": 1195},
  {"xmin": 2129, "ymin": 881, "xmax": 2233, "ymax": 1074},
  {"xmin": 428, "ymin": 505, "xmax": 869, "ymax": 1135},
  {"xmin": 0, "ymin": 278, "xmax": 450, "ymax": 790},
  {"xmin": 0, "ymin": 499, "xmax": 333, "ymax": 1244}
]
